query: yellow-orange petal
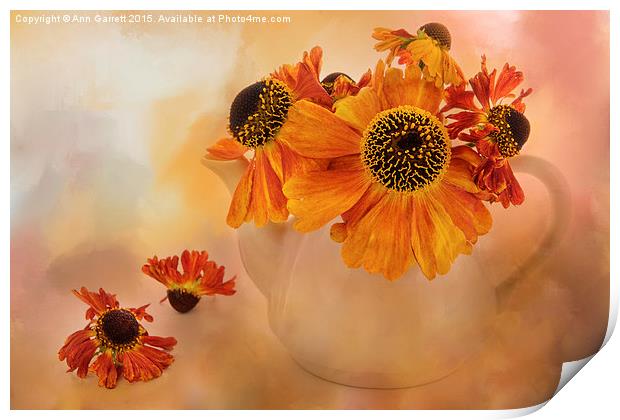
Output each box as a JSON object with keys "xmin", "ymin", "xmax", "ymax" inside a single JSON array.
[
  {"xmin": 341, "ymin": 191, "xmax": 414, "ymax": 281},
  {"xmin": 292, "ymin": 62, "xmax": 332, "ymax": 107},
  {"xmin": 226, "ymin": 159, "xmax": 255, "ymax": 228},
  {"xmin": 410, "ymin": 191, "xmax": 471, "ymax": 280},
  {"xmin": 265, "ymin": 140, "xmax": 326, "ymax": 183},
  {"xmin": 341, "ymin": 181, "xmax": 386, "ymax": 229},
  {"xmin": 407, "ymin": 37, "xmax": 440, "ymax": 72},
  {"xmin": 284, "ymin": 161, "xmax": 372, "ymax": 232},
  {"xmin": 327, "ymin": 154, "xmax": 363, "ymax": 171},
  {"xmin": 440, "ymin": 50, "xmax": 465, "ymax": 86},
  {"xmin": 205, "ymin": 138, "xmax": 249, "ymax": 161},
  {"xmin": 334, "ymin": 87, "xmax": 384, "ymax": 133},
  {"xmin": 303, "ymin": 46, "xmax": 323, "ymax": 78},
  {"xmin": 277, "ymin": 101, "xmax": 361, "ymax": 159},
  {"xmin": 330, "ymin": 222, "xmax": 348, "ymax": 243},
  {"xmin": 451, "ymin": 145, "xmax": 483, "ymax": 166},
  {"xmin": 436, "ymin": 184, "xmax": 492, "ymax": 243},
  {"xmin": 372, "ymin": 60, "xmax": 386, "ymax": 100},
  {"xmin": 444, "ymin": 158, "xmax": 479, "ymax": 194},
  {"xmin": 380, "ymin": 65, "xmax": 443, "ymax": 113},
  {"xmin": 247, "ymin": 148, "xmax": 288, "ymax": 227}
]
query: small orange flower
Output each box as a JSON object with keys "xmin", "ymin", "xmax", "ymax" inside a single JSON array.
[
  {"xmin": 320, "ymin": 70, "xmax": 372, "ymax": 101},
  {"xmin": 281, "ymin": 60, "xmax": 491, "ymax": 281},
  {"xmin": 372, "ymin": 23, "xmax": 464, "ymax": 87},
  {"xmin": 441, "ymin": 55, "xmax": 533, "ymax": 207},
  {"xmin": 142, "ymin": 250, "xmax": 236, "ymax": 313},
  {"xmin": 204, "ymin": 47, "xmax": 334, "ymax": 228},
  {"xmin": 58, "ymin": 287, "xmax": 176, "ymax": 389}
]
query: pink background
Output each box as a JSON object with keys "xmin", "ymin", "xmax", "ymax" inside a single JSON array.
[{"xmin": 11, "ymin": 10, "xmax": 609, "ymax": 409}]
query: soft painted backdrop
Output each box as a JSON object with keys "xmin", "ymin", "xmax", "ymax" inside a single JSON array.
[{"xmin": 11, "ymin": 10, "xmax": 609, "ymax": 409}]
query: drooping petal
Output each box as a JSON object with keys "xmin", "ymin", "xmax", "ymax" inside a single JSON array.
[
  {"xmin": 263, "ymin": 140, "xmax": 326, "ymax": 185},
  {"xmin": 451, "ymin": 144, "xmax": 484, "ymax": 166},
  {"xmin": 340, "ymin": 181, "xmax": 387, "ymax": 228},
  {"xmin": 284, "ymin": 160, "xmax": 372, "ymax": 232},
  {"xmin": 245, "ymin": 148, "xmax": 289, "ymax": 227},
  {"xmin": 443, "ymin": 146, "xmax": 483, "ymax": 194},
  {"xmin": 58, "ymin": 329, "xmax": 98, "ymax": 378},
  {"xmin": 90, "ymin": 350, "xmax": 119, "ymax": 389},
  {"xmin": 72, "ymin": 287, "xmax": 119, "ymax": 319},
  {"xmin": 330, "ymin": 222, "xmax": 348, "ymax": 243},
  {"xmin": 436, "ymin": 184, "xmax": 492, "ymax": 243},
  {"xmin": 118, "ymin": 348, "xmax": 164, "ymax": 383},
  {"xmin": 226, "ymin": 158, "xmax": 255, "ymax": 228},
  {"xmin": 205, "ymin": 137, "xmax": 249, "ymax": 161},
  {"xmin": 141, "ymin": 335, "xmax": 178, "ymax": 351},
  {"xmin": 341, "ymin": 191, "xmax": 414, "ymax": 281},
  {"xmin": 410, "ymin": 191, "xmax": 471, "ymax": 280},
  {"xmin": 438, "ymin": 50, "xmax": 465, "ymax": 87},
  {"xmin": 475, "ymin": 160, "xmax": 525, "ymax": 208},
  {"xmin": 277, "ymin": 101, "xmax": 361, "ymax": 159},
  {"xmin": 372, "ymin": 27, "xmax": 415, "ymax": 65}
]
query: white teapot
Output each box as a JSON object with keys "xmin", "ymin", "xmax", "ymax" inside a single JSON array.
[{"xmin": 203, "ymin": 155, "xmax": 569, "ymax": 388}]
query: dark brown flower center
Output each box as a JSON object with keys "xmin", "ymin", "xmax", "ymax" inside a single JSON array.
[
  {"xmin": 419, "ymin": 22, "xmax": 452, "ymax": 49},
  {"xmin": 167, "ymin": 289, "xmax": 201, "ymax": 313},
  {"xmin": 100, "ymin": 309, "xmax": 140, "ymax": 345},
  {"xmin": 487, "ymin": 105, "xmax": 530, "ymax": 158},
  {"xmin": 361, "ymin": 106, "xmax": 450, "ymax": 192},
  {"xmin": 229, "ymin": 78, "xmax": 292, "ymax": 149},
  {"xmin": 321, "ymin": 72, "xmax": 354, "ymax": 95}
]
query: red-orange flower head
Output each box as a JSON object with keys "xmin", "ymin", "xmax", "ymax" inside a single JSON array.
[
  {"xmin": 142, "ymin": 250, "xmax": 236, "ymax": 313},
  {"xmin": 58, "ymin": 287, "xmax": 177, "ymax": 389},
  {"xmin": 441, "ymin": 55, "xmax": 533, "ymax": 207}
]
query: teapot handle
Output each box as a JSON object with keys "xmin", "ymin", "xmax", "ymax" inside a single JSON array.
[{"xmin": 494, "ymin": 155, "xmax": 571, "ymax": 307}]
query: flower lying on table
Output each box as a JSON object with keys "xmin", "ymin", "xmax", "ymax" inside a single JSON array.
[
  {"xmin": 58, "ymin": 287, "xmax": 177, "ymax": 389},
  {"xmin": 142, "ymin": 249, "xmax": 236, "ymax": 313}
]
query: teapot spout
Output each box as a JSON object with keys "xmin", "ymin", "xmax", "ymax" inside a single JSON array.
[
  {"xmin": 201, "ymin": 156, "xmax": 248, "ymax": 196},
  {"xmin": 237, "ymin": 220, "xmax": 305, "ymax": 297},
  {"xmin": 202, "ymin": 156, "xmax": 304, "ymax": 297}
]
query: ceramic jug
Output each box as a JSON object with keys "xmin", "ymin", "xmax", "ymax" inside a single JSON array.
[{"xmin": 202, "ymin": 155, "xmax": 569, "ymax": 389}]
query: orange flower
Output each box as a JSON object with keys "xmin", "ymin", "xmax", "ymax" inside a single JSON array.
[
  {"xmin": 372, "ymin": 23, "xmax": 464, "ymax": 87},
  {"xmin": 281, "ymin": 61, "xmax": 492, "ymax": 281},
  {"xmin": 58, "ymin": 287, "xmax": 177, "ymax": 389},
  {"xmin": 142, "ymin": 250, "xmax": 236, "ymax": 313},
  {"xmin": 320, "ymin": 70, "xmax": 372, "ymax": 101},
  {"xmin": 442, "ymin": 55, "xmax": 533, "ymax": 207},
  {"xmin": 204, "ymin": 46, "xmax": 335, "ymax": 228}
]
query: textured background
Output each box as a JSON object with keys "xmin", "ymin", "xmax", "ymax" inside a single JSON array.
[{"xmin": 10, "ymin": 10, "xmax": 609, "ymax": 409}]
